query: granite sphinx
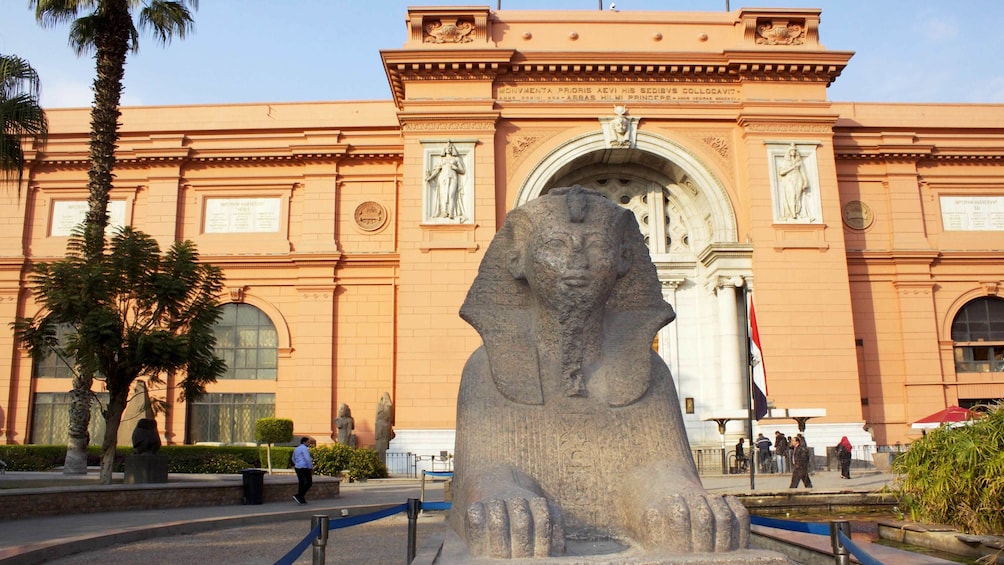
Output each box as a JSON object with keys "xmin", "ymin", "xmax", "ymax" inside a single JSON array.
[{"xmin": 450, "ymin": 186, "xmax": 752, "ymax": 561}]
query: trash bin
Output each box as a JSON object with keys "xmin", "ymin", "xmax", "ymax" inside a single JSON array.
[{"xmin": 241, "ymin": 468, "xmax": 266, "ymax": 505}]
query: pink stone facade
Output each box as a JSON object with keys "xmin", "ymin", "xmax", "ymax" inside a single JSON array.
[{"xmin": 3, "ymin": 7, "xmax": 1003, "ymax": 455}]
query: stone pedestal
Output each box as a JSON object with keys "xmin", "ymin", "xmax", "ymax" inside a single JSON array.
[
  {"xmin": 124, "ymin": 454, "xmax": 169, "ymax": 484},
  {"xmin": 423, "ymin": 530, "xmax": 792, "ymax": 565}
]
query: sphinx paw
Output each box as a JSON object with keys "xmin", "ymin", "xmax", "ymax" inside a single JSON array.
[
  {"xmin": 639, "ymin": 492, "xmax": 748, "ymax": 553},
  {"xmin": 465, "ymin": 496, "xmax": 564, "ymax": 558}
]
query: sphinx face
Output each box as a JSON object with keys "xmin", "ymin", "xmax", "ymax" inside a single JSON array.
[{"xmin": 525, "ymin": 222, "xmax": 621, "ymax": 312}]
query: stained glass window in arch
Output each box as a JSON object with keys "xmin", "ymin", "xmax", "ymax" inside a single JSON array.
[
  {"xmin": 952, "ymin": 297, "xmax": 1004, "ymax": 373},
  {"xmin": 213, "ymin": 303, "xmax": 278, "ymax": 380}
]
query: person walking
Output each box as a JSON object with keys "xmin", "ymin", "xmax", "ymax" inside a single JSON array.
[
  {"xmin": 836, "ymin": 436, "xmax": 853, "ymax": 479},
  {"xmin": 789, "ymin": 435, "xmax": 812, "ymax": 488},
  {"xmin": 292, "ymin": 437, "xmax": 313, "ymax": 504}
]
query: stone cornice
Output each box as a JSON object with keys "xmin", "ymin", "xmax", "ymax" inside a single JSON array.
[{"xmin": 383, "ymin": 49, "xmax": 850, "ymax": 109}]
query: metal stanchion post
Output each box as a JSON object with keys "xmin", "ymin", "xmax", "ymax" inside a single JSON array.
[
  {"xmin": 420, "ymin": 470, "xmax": 427, "ymax": 504},
  {"xmin": 312, "ymin": 514, "xmax": 329, "ymax": 565},
  {"xmin": 407, "ymin": 498, "xmax": 421, "ymax": 564},
  {"xmin": 829, "ymin": 520, "xmax": 850, "ymax": 565}
]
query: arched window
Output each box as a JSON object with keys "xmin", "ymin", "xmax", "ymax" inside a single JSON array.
[
  {"xmin": 188, "ymin": 303, "xmax": 278, "ymax": 444},
  {"xmin": 212, "ymin": 303, "xmax": 278, "ymax": 380},
  {"xmin": 951, "ymin": 297, "xmax": 1004, "ymax": 373}
]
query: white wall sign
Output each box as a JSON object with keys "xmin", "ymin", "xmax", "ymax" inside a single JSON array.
[
  {"xmin": 203, "ymin": 197, "xmax": 281, "ymax": 233},
  {"xmin": 50, "ymin": 200, "xmax": 127, "ymax": 237},
  {"xmin": 941, "ymin": 196, "xmax": 1004, "ymax": 231}
]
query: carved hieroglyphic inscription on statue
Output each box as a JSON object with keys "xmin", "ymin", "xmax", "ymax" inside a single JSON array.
[{"xmin": 449, "ymin": 186, "xmax": 751, "ymax": 560}]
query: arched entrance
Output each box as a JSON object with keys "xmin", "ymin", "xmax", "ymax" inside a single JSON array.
[{"xmin": 515, "ymin": 131, "xmax": 752, "ymax": 447}]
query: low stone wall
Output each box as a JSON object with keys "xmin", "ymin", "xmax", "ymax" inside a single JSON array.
[
  {"xmin": 878, "ymin": 520, "xmax": 1004, "ymax": 564},
  {"xmin": 738, "ymin": 491, "xmax": 897, "ymax": 515},
  {"xmin": 0, "ymin": 474, "xmax": 340, "ymax": 521}
]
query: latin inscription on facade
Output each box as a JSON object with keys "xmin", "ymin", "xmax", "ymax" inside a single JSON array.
[
  {"xmin": 941, "ymin": 196, "xmax": 1004, "ymax": 231},
  {"xmin": 51, "ymin": 200, "xmax": 127, "ymax": 236},
  {"xmin": 203, "ymin": 197, "xmax": 281, "ymax": 233},
  {"xmin": 497, "ymin": 84, "xmax": 741, "ymax": 104}
]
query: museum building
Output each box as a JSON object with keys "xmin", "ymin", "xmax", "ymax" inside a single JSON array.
[{"xmin": 3, "ymin": 6, "xmax": 1004, "ymax": 461}]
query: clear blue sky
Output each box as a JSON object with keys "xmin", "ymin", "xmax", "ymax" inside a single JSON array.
[{"xmin": 2, "ymin": 0, "xmax": 1003, "ymax": 108}]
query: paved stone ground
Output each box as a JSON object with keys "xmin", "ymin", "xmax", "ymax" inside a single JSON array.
[{"xmin": 47, "ymin": 512, "xmax": 450, "ymax": 565}]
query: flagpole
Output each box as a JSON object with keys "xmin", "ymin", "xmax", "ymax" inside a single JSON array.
[{"xmin": 743, "ymin": 285, "xmax": 756, "ymax": 490}]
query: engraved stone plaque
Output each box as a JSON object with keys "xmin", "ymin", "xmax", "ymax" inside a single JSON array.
[
  {"xmin": 941, "ymin": 196, "xmax": 1004, "ymax": 231},
  {"xmin": 51, "ymin": 200, "xmax": 127, "ymax": 236},
  {"xmin": 841, "ymin": 200, "xmax": 873, "ymax": 230},
  {"xmin": 203, "ymin": 197, "xmax": 280, "ymax": 234},
  {"xmin": 354, "ymin": 201, "xmax": 388, "ymax": 231}
]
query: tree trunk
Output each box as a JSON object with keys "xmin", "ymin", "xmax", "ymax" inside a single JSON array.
[
  {"xmin": 99, "ymin": 387, "xmax": 129, "ymax": 485},
  {"xmin": 70, "ymin": 0, "xmax": 132, "ymax": 481},
  {"xmin": 63, "ymin": 375, "xmax": 93, "ymax": 475}
]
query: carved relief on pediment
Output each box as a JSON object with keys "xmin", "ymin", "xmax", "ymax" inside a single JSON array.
[
  {"xmin": 755, "ymin": 18, "xmax": 805, "ymax": 45},
  {"xmin": 424, "ymin": 18, "xmax": 476, "ymax": 43}
]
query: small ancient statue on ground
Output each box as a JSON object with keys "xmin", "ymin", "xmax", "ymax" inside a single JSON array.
[
  {"xmin": 450, "ymin": 186, "xmax": 750, "ymax": 560},
  {"xmin": 334, "ymin": 403, "xmax": 357, "ymax": 447},
  {"xmin": 131, "ymin": 418, "xmax": 161, "ymax": 454},
  {"xmin": 375, "ymin": 392, "xmax": 395, "ymax": 464}
]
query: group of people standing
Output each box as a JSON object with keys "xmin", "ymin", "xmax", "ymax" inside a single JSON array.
[{"xmin": 736, "ymin": 432, "xmax": 854, "ymax": 489}]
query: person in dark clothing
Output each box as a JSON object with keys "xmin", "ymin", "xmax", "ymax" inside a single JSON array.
[
  {"xmin": 836, "ymin": 436, "xmax": 853, "ymax": 479},
  {"xmin": 735, "ymin": 438, "xmax": 748, "ymax": 472},
  {"xmin": 755, "ymin": 433, "xmax": 772, "ymax": 473},
  {"xmin": 789, "ymin": 435, "xmax": 812, "ymax": 488},
  {"xmin": 774, "ymin": 431, "xmax": 789, "ymax": 474}
]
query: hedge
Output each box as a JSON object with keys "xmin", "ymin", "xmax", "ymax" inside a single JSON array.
[{"xmin": 0, "ymin": 443, "xmax": 389, "ymax": 480}]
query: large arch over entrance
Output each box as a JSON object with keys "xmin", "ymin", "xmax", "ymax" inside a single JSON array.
[{"xmin": 514, "ymin": 130, "xmax": 752, "ymax": 447}]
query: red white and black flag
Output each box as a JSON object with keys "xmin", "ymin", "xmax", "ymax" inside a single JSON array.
[{"xmin": 749, "ymin": 296, "xmax": 769, "ymax": 420}]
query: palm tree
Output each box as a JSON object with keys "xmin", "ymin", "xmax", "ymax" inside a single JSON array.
[
  {"xmin": 31, "ymin": 0, "xmax": 197, "ymax": 475},
  {"xmin": 0, "ymin": 54, "xmax": 48, "ymax": 193}
]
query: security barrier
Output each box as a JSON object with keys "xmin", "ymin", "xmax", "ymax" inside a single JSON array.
[{"xmin": 275, "ymin": 496, "xmax": 882, "ymax": 565}]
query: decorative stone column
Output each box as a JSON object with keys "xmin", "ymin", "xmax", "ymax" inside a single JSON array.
[{"xmin": 717, "ymin": 277, "xmax": 744, "ymax": 413}]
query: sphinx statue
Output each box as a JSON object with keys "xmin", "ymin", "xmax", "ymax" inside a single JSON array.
[{"xmin": 448, "ymin": 186, "xmax": 766, "ymax": 562}]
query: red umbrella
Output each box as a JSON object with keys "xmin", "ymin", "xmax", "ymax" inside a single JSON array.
[{"xmin": 911, "ymin": 405, "xmax": 975, "ymax": 429}]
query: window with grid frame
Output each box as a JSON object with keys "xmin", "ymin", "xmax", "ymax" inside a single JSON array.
[
  {"xmin": 33, "ymin": 323, "xmax": 77, "ymax": 379},
  {"xmin": 952, "ymin": 297, "xmax": 1004, "ymax": 373},
  {"xmin": 186, "ymin": 392, "xmax": 275, "ymax": 444},
  {"xmin": 30, "ymin": 392, "xmax": 108, "ymax": 444},
  {"xmin": 212, "ymin": 303, "xmax": 278, "ymax": 380}
]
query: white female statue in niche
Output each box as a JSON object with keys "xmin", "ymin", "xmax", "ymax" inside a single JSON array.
[
  {"xmin": 778, "ymin": 143, "xmax": 810, "ymax": 221},
  {"xmin": 425, "ymin": 141, "xmax": 467, "ymax": 222}
]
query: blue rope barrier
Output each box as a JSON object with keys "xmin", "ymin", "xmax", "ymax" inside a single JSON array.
[
  {"xmin": 750, "ymin": 515, "xmax": 831, "ymax": 536},
  {"xmin": 421, "ymin": 501, "xmax": 452, "ymax": 511},
  {"xmin": 273, "ymin": 523, "xmax": 321, "ymax": 565},
  {"xmin": 423, "ymin": 471, "xmax": 454, "ymax": 477},
  {"xmin": 839, "ymin": 530, "xmax": 884, "ymax": 565},
  {"xmin": 329, "ymin": 503, "xmax": 409, "ymax": 530}
]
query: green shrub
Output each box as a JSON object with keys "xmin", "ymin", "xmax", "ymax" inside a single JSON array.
[
  {"xmin": 312, "ymin": 443, "xmax": 352, "ymax": 477},
  {"xmin": 0, "ymin": 445, "xmax": 65, "ymax": 471},
  {"xmin": 347, "ymin": 448, "xmax": 389, "ymax": 482},
  {"xmin": 254, "ymin": 418, "xmax": 293, "ymax": 445},
  {"xmin": 162, "ymin": 446, "xmax": 260, "ymax": 473},
  {"xmin": 259, "ymin": 445, "xmax": 295, "ymax": 470},
  {"xmin": 893, "ymin": 402, "xmax": 1004, "ymax": 535}
]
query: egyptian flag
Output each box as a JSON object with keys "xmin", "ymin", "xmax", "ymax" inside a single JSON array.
[{"xmin": 749, "ymin": 296, "xmax": 769, "ymax": 420}]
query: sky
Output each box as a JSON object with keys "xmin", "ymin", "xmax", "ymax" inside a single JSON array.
[{"xmin": 2, "ymin": 0, "xmax": 1003, "ymax": 109}]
